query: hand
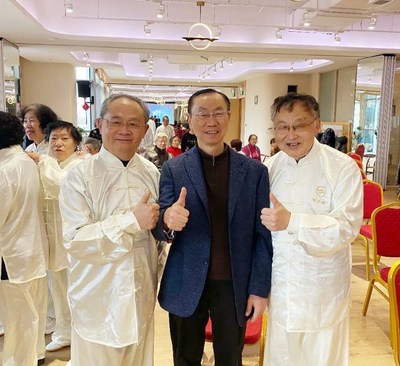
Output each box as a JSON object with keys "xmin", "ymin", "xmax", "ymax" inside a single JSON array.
[
  {"xmin": 163, "ymin": 187, "xmax": 189, "ymax": 231},
  {"xmin": 25, "ymin": 151, "xmax": 40, "ymax": 164},
  {"xmin": 133, "ymin": 190, "xmax": 160, "ymax": 230},
  {"xmin": 260, "ymin": 193, "xmax": 291, "ymax": 231},
  {"xmin": 245, "ymin": 294, "xmax": 268, "ymax": 323}
]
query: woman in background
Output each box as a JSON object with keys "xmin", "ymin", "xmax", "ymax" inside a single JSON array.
[
  {"xmin": 242, "ymin": 134, "xmax": 261, "ymax": 161},
  {"xmin": 27, "ymin": 121, "xmax": 83, "ymax": 354},
  {"xmin": 166, "ymin": 135, "xmax": 182, "ymax": 157}
]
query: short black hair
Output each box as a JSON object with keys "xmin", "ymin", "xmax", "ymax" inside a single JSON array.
[
  {"xmin": 19, "ymin": 104, "xmax": 58, "ymax": 132},
  {"xmin": 270, "ymin": 93, "xmax": 320, "ymax": 121},
  {"xmin": 188, "ymin": 88, "xmax": 230, "ymax": 115},
  {"xmin": 0, "ymin": 111, "xmax": 25, "ymax": 149},
  {"xmin": 248, "ymin": 134, "xmax": 257, "ymax": 142},
  {"xmin": 45, "ymin": 121, "xmax": 83, "ymax": 145}
]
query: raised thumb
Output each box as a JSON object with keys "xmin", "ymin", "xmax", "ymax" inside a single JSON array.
[
  {"xmin": 140, "ymin": 189, "xmax": 151, "ymax": 204},
  {"xmin": 176, "ymin": 187, "xmax": 187, "ymax": 207},
  {"xmin": 269, "ymin": 192, "xmax": 281, "ymax": 208}
]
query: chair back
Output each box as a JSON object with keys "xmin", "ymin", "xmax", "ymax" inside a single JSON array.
[
  {"xmin": 347, "ymin": 152, "xmax": 362, "ymax": 162},
  {"xmin": 388, "ymin": 259, "xmax": 400, "ymax": 366},
  {"xmin": 363, "ymin": 179, "xmax": 383, "ymax": 220},
  {"xmin": 372, "ymin": 202, "xmax": 400, "ymax": 258},
  {"xmin": 355, "ymin": 144, "xmax": 365, "ymax": 160}
]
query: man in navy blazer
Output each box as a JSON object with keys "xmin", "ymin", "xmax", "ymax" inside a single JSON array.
[{"xmin": 154, "ymin": 88, "xmax": 273, "ymax": 366}]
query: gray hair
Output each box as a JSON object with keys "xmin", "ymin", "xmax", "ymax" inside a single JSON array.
[
  {"xmin": 154, "ymin": 132, "xmax": 168, "ymax": 144},
  {"xmin": 84, "ymin": 137, "xmax": 102, "ymax": 151},
  {"xmin": 270, "ymin": 93, "xmax": 320, "ymax": 121},
  {"xmin": 100, "ymin": 94, "xmax": 150, "ymax": 123}
]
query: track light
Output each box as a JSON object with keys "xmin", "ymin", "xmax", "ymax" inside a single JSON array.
[
  {"xmin": 228, "ymin": 58, "xmax": 233, "ymax": 66},
  {"xmin": 144, "ymin": 24, "xmax": 151, "ymax": 36},
  {"xmin": 220, "ymin": 62, "xmax": 224, "ymax": 71},
  {"xmin": 276, "ymin": 29, "xmax": 283, "ymax": 41},
  {"xmin": 334, "ymin": 32, "xmax": 341, "ymax": 43},
  {"xmin": 82, "ymin": 52, "xmax": 89, "ymax": 61},
  {"xmin": 303, "ymin": 13, "xmax": 311, "ymax": 27},
  {"xmin": 368, "ymin": 16, "xmax": 376, "ymax": 30},
  {"xmin": 65, "ymin": 3, "xmax": 73, "ymax": 13},
  {"xmin": 213, "ymin": 65, "xmax": 217, "ymax": 73},
  {"xmin": 156, "ymin": 3, "xmax": 165, "ymax": 19}
]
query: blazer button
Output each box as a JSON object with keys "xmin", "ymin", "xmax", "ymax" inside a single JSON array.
[{"xmin": 204, "ymin": 259, "xmax": 208, "ymax": 265}]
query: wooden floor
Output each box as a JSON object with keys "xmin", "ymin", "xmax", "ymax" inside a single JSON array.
[{"xmin": 1, "ymin": 186, "xmax": 399, "ymax": 365}]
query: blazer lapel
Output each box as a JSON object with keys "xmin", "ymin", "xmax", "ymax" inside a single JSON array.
[
  {"xmin": 228, "ymin": 150, "xmax": 248, "ymax": 225},
  {"xmin": 183, "ymin": 147, "xmax": 209, "ymax": 212}
]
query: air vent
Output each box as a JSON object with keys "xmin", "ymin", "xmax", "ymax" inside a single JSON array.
[{"xmin": 368, "ymin": 0, "xmax": 392, "ymax": 6}]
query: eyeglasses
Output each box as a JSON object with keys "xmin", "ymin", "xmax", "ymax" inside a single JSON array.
[
  {"xmin": 274, "ymin": 117, "xmax": 318, "ymax": 135},
  {"xmin": 193, "ymin": 111, "xmax": 228, "ymax": 121},
  {"xmin": 102, "ymin": 118, "xmax": 147, "ymax": 130}
]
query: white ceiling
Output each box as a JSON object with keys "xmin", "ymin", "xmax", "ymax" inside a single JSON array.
[{"xmin": 1, "ymin": 0, "xmax": 400, "ymax": 100}]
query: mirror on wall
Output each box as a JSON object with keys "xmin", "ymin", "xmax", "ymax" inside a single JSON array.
[
  {"xmin": 353, "ymin": 55, "xmax": 384, "ymax": 155},
  {"xmin": 0, "ymin": 39, "xmax": 20, "ymax": 113}
]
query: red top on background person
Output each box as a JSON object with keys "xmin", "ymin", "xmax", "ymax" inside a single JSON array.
[
  {"xmin": 242, "ymin": 134, "xmax": 261, "ymax": 161},
  {"xmin": 166, "ymin": 135, "xmax": 182, "ymax": 157}
]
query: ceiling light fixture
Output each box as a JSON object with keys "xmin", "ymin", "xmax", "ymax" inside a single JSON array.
[
  {"xmin": 276, "ymin": 29, "xmax": 283, "ymax": 41},
  {"xmin": 220, "ymin": 61, "xmax": 224, "ymax": 71},
  {"xmin": 368, "ymin": 15, "xmax": 377, "ymax": 30},
  {"xmin": 334, "ymin": 32, "xmax": 341, "ymax": 43},
  {"xmin": 156, "ymin": 3, "xmax": 165, "ymax": 19},
  {"xmin": 182, "ymin": 1, "xmax": 218, "ymax": 50},
  {"xmin": 228, "ymin": 58, "xmax": 233, "ymax": 66},
  {"xmin": 290, "ymin": 63, "xmax": 294, "ymax": 72},
  {"xmin": 82, "ymin": 52, "xmax": 89, "ymax": 61},
  {"xmin": 303, "ymin": 13, "xmax": 311, "ymax": 27},
  {"xmin": 65, "ymin": 3, "xmax": 73, "ymax": 13},
  {"xmin": 144, "ymin": 24, "xmax": 151, "ymax": 36}
]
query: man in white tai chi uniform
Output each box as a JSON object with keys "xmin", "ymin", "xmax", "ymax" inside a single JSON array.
[
  {"xmin": 60, "ymin": 94, "xmax": 160, "ymax": 366},
  {"xmin": 261, "ymin": 93, "xmax": 363, "ymax": 366}
]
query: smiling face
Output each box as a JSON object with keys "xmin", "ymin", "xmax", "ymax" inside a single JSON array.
[
  {"xmin": 49, "ymin": 128, "xmax": 77, "ymax": 162},
  {"xmin": 23, "ymin": 110, "xmax": 45, "ymax": 144},
  {"xmin": 171, "ymin": 136, "xmax": 180, "ymax": 148},
  {"xmin": 188, "ymin": 92, "xmax": 230, "ymax": 156},
  {"xmin": 100, "ymin": 97, "xmax": 148, "ymax": 161},
  {"xmin": 273, "ymin": 102, "xmax": 320, "ymax": 161},
  {"xmin": 155, "ymin": 136, "xmax": 167, "ymax": 150}
]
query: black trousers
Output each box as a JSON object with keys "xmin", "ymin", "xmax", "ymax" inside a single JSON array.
[{"xmin": 169, "ymin": 280, "xmax": 245, "ymax": 366}]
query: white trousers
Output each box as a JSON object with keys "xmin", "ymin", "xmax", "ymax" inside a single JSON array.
[
  {"xmin": 70, "ymin": 317, "xmax": 154, "ymax": 366},
  {"xmin": 264, "ymin": 316, "xmax": 349, "ymax": 366},
  {"xmin": 0, "ymin": 276, "xmax": 47, "ymax": 366},
  {"xmin": 49, "ymin": 269, "xmax": 71, "ymax": 345}
]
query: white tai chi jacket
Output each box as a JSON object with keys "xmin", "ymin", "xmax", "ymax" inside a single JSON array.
[
  {"xmin": 59, "ymin": 147, "xmax": 160, "ymax": 347},
  {"xmin": 26, "ymin": 140, "xmax": 49, "ymax": 155},
  {"xmin": 265, "ymin": 140, "xmax": 363, "ymax": 332},
  {"xmin": 38, "ymin": 153, "xmax": 83, "ymax": 271},
  {"xmin": 0, "ymin": 145, "xmax": 48, "ymax": 283}
]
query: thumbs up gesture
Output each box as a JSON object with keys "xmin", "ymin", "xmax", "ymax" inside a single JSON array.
[
  {"xmin": 260, "ymin": 193, "xmax": 291, "ymax": 232},
  {"xmin": 133, "ymin": 190, "xmax": 160, "ymax": 230},
  {"xmin": 163, "ymin": 187, "xmax": 190, "ymax": 231}
]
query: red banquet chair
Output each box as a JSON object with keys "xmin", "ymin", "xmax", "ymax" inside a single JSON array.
[
  {"xmin": 358, "ymin": 179, "xmax": 384, "ymax": 280},
  {"xmin": 347, "ymin": 152, "xmax": 362, "ymax": 162},
  {"xmin": 388, "ymin": 259, "xmax": 400, "ymax": 366},
  {"xmin": 205, "ymin": 314, "xmax": 267, "ymax": 366},
  {"xmin": 362, "ymin": 202, "xmax": 400, "ymax": 316},
  {"xmin": 355, "ymin": 143, "xmax": 365, "ymax": 160}
]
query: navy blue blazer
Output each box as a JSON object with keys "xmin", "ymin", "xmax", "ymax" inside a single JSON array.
[{"xmin": 153, "ymin": 146, "xmax": 273, "ymax": 326}]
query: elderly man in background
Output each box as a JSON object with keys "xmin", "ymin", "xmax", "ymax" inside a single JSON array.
[
  {"xmin": 155, "ymin": 115, "xmax": 174, "ymax": 143},
  {"xmin": 0, "ymin": 111, "xmax": 48, "ymax": 366},
  {"xmin": 60, "ymin": 94, "xmax": 160, "ymax": 366}
]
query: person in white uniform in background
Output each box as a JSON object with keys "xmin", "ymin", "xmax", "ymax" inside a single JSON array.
[
  {"xmin": 155, "ymin": 115, "xmax": 174, "ymax": 144},
  {"xmin": 27, "ymin": 121, "xmax": 84, "ymax": 353},
  {"xmin": 21, "ymin": 103, "xmax": 58, "ymax": 155},
  {"xmin": 21, "ymin": 103, "xmax": 59, "ymax": 335},
  {"xmin": 0, "ymin": 111, "xmax": 48, "ymax": 366},
  {"xmin": 59, "ymin": 94, "xmax": 160, "ymax": 366},
  {"xmin": 261, "ymin": 93, "xmax": 363, "ymax": 366}
]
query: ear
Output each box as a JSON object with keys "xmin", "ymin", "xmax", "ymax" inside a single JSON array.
[{"xmin": 314, "ymin": 118, "xmax": 321, "ymax": 134}]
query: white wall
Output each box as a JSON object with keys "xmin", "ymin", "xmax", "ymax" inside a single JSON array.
[
  {"xmin": 244, "ymin": 73, "xmax": 319, "ymax": 155},
  {"xmin": 20, "ymin": 58, "xmax": 77, "ymax": 123}
]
